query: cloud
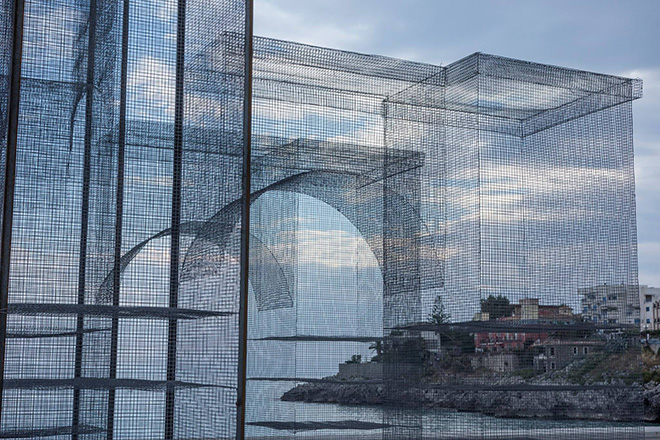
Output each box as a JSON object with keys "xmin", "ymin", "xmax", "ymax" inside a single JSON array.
[
  {"xmin": 639, "ymin": 242, "xmax": 660, "ymax": 287},
  {"xmin": 621, "ymin": 68, "xmax": 660, "ymax": 285},
  {"xmin": 127, "ymin": 56, "xmax": 175, "ymax": 120},
  {"xmin": 254, "ymin": 1, "xmax": 375, "ymax": 50},
  {"xmin": 125, "ymin": 175, "xmax": 173, "ymax": 188},
  {"xmin": 278, "ymin": 228, "xmax": 380, "ymax": 269},
  {"xmin": 23, "ymin": 4, "xmax": 85, "ymax": 72},
  {"xmin": 622, "ymin": 68, "xmax": 660, "ymax": 95}
]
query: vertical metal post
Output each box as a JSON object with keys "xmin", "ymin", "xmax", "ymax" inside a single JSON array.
[
  {"xmin": 0, "ymin": 0, "xmax": 24, "ymax": 425},
  {"xmin": 381, "ymin": 102, "xmax": 389, "ymax": 330},
  {"xmin": 236, "ymin": 0, "xmax": 253, "ymax": 438},
  {"xmin": 73, "ymin": 0, "xmax": 97, "ymax": 436},
  {"xmin": 164, "ymin": 0, "xmax": 186, "ymax": 437},
  {"xmin": 106, "ymin": 0, "xmax": 129, "ymax": 438}
]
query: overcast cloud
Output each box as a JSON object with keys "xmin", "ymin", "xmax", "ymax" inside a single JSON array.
[{"xmin": 254, "ymin": 0, "xmax": 660, "ymax": 287}]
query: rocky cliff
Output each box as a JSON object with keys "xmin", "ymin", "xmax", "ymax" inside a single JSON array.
[{"xmin": 283, "ymin": 379, "xmax": 659, "ymax": 422}]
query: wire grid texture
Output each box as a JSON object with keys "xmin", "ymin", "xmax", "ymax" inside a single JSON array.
[
  {"xmin": 0, "ymin": 0, "xmax": 646, "ymax": 439},
  {"xmin": 1, "ymin": 0, "xmax": 247, "ymax": 439}
]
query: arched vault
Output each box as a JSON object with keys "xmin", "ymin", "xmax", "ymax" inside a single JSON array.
[{"xmin": 99, "ymin": 170, "xmax": 442, "ymax": 312}]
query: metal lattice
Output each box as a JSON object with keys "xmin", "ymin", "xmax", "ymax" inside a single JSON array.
[{"xmin": 0, "ymin": 0, "xmax": 645, "ymax": 439}]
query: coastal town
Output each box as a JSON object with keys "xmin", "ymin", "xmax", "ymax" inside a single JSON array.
[
  {"xmin": 334, "ymin": 284, "xmax": 658, "ymax": 377},
  {"xmin": 283, "ymin": 284, "xmax": 660, "ymax": 422}
]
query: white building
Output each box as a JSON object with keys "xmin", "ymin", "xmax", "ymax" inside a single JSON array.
[
  {"xmin": 640, "ymin": 285, "xmax": 660, "ymax": 331},
  {"xmin": 579, "ymin": 284, "xmax": 640, "ymax": 326}
]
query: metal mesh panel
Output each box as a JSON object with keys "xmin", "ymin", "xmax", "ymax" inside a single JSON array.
[
  {"xmin": 0, "ymin": 0, "xmax": 10, "ymax": 231},
  {"xmin": 241, "ymin": 48, "xmax": 643, "ymax": 440},
  {"xmin": 0, "ymin": 0, "xmax": 248, "ymax": 439},
  {"xmin": 0, "ymin": 1, "xmax": 645, "ymax": 439}
]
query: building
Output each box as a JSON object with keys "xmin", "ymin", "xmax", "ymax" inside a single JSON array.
[
  {"xmin": 475, "ymin": 331, "xmax": 548, "ymax": 352},
  {"xmin": 533, "ymin": 339, "xmax": 605, "ymax": 372},
  {"xmin": 640, "ymin": 286, "xmax": 660, "ymax": 331},
  {"xmin": 473, "ymin": 300, "xmax": 573, "ymax": 352},
  {"xmin": 473, "ymin": 312, "xmax": 490, "ymax": 321},
  {"xmin": 580, "ymin": 284, "xmax": 640, "ymax": 326},
  {"xmin": 421, "ymin": 330, "xmax": 442, "ymax": 358},
  {"xmin": 510, "ymin": 299, "xmax": 575, "ymax": 321},
  {"xmin": 471, "ymin": 352, "xmax": 520, "ymax": 373}
]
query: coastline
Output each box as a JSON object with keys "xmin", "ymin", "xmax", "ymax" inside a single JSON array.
[{"xmin": 282, "ymin": 379, "xmax": 660, "ymax": 422}]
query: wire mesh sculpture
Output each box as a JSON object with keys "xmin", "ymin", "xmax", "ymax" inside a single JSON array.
[{"xmin": 0, "ymin": 0, "xmax": 645, "ymax": 439}]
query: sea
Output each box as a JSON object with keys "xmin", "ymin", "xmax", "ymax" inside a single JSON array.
[{"xmin": 244, "ymin": 382, "xmax": 652, "ymax": 439}]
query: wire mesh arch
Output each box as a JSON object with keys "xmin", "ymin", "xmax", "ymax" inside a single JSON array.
[{"xmin": 0, "ymin": 0, "xmax": 646, "ymax": 439}]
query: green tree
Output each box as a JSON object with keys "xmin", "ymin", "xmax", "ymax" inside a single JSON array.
[
  {"xmin": 428, "ymin": 295, "xmax": 451, "ymax": 324},
  {"xmin": 369, "ymin": 340, "xmax": 383, "ymax": 360},
  {"xmin": 480, "ymin": 295, "xmax": 514, "ymax": 319}
]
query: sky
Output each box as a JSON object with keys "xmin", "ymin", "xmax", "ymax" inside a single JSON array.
[{"xmin": 254, "ymin": 0, "xmax": 660, "ymax": 287}]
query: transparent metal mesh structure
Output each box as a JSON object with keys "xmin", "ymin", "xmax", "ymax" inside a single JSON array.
[
  {"xmin": 0, "ymin": 0, "xmax": 645, "ymax": 439},
  {"xmin": 241, "ymin": 45, "xmax": 643, "ymax": 440},
  {"xmin": 0, "ymin": 0, "xmax": 249, "ymax": 438}
]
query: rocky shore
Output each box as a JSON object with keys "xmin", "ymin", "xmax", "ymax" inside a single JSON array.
[{"xmin": 283, "ymin": 379, "xmax": 660, "ymax": 422}]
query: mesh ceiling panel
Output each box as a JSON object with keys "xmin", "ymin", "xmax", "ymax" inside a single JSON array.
[{"xmin": 0, "ymin": 1, "xmax": 645, "ymax": 439}]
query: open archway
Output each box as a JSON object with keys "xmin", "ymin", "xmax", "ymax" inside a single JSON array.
[
  {"xmin": 92, "ymin": 168, "xmax": 438, "ymax": 435},
  {"xmin": 100, "ymin": 169, "xmax": 440, "ymax": 321}
]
